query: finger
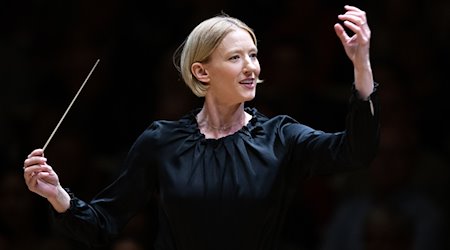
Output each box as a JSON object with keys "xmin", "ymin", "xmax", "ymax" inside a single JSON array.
[
  {"xmin": 338, "ymin": 14, "xmax": 366, "ymax": 27},
  {"xmin": 344, "ymin": 5, "xmax": 364, "ymax": 12},
  {"xmin": 334, "ymin": 23, "xmax": 350, "ymax": 43},
  {"xmin": 339, "ymin": 5, "xmax": 367, "ymax": 25},
  {"xmin": 27, "ymin": 172, "xmax": 46, "ymax": 192},
  {"xmin": 24, "ymin": 156, "xmax": 47, "ymax": 169},
  {"xmin": 34, "ymin": 171, "xmax": 50, "ymax": 183},
  {"xmin": 340, "ymin": 10, "xmax": 365, "ymax": 19},
  {"xmin": 341, "ymin": 10, "xmax": 363, "ymax": 15},
  {"xmin": 25, "ymin": 172, "xmax": 37, "ymax": 189},
  {"xmin": 24, "ymin": 164, "xmax": 51, "ymax": 182},
  {"xmin": 343, "ymin": 20, "xmax": 361, "ymax": 33},
  {"xmin": 24, "ymin": 165, "xmax": 53, "ymax": 188},
  {"xmin": 24, "ymin": 168, "xmax": 39, "ymax": 189},
  {"xmin": 342, "ymin": 20, "xmax": 368, "ymax": 39},
  {"xmin": 24, "ymin": 164, "xmax": 51, "ymax": 173},
  {"xmin": 27, "ymin": 148, "xmax": 44, "ymax": 158}
]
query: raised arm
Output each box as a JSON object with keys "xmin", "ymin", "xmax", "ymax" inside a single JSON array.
[{"xmin": 334, "ymin": 5, "xmax": 373, "ymax": 100}]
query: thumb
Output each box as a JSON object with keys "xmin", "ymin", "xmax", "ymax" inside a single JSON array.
[{"xmin": 334, "ymin": 23, "xmax": 348, "ymax": 45}]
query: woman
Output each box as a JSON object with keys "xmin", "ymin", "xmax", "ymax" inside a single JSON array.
[{"xmin": 23, "ymin": 5, "xmax": 379, "ymax": 250}]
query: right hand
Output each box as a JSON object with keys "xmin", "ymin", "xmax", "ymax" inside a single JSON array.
[{"xmin": 23, "ymin": 148, "xmax": 70, "ymax": 212}]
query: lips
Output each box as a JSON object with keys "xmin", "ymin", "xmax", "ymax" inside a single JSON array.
[
  {"xmin": 239, "ymin": 79, "xmax": 255, "ymax": 85},
  {"xmin": 240, "ymin": 80, "xmax": 256, "ymax": 89}
]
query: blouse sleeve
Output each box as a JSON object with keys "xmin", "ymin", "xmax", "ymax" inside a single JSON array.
[
  {"xmin": 283, "ymin": 83, "xmax": 380, "ymax": 177},
  {"xmin": 50, "ymin": 124, "xmax": 160, "ymax": 248}
]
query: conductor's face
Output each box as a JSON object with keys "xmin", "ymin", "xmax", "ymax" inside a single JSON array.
[{"xmin": 202, "ymin": 28, "xmax": 260, "ymax": 104}]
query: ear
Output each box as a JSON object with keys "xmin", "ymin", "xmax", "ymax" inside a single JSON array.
[{"xmin": 191, "ymin": 62, "xmax": 210, "ymax": 83}]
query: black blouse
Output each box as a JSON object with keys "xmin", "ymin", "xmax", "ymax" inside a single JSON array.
[{"xmin": 53, "ymin": 88, "xmax": 380, "ymax": 250}]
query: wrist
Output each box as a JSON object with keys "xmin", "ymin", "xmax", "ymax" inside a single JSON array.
[
  {"xmin": 47, "ymin": 185, "xmax": 71, "ymax": 213},
  {"xmin": 354, "ymin": 65, "xmax": 374, "ymax": 100}
]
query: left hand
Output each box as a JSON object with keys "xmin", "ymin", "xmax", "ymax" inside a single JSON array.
[{"xmin": 334, "ymin": 5, "xmax": 371, "ymax": 69}]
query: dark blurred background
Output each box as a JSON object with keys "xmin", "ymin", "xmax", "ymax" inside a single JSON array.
[{"xmin": 1, "ymin": 0, "xmax": 449, "ymax": 249}]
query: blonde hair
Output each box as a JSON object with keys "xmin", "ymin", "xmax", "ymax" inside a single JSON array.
[{"xmin": 173, "ymin": 14, "xmax": 259, "ymax": 97}]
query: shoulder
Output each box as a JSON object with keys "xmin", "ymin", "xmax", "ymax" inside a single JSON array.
[
  {"xmin": 247, "ymin": 107, "xmax": 316, "ymax": 138},
  {"xmin": 135, "ymin": 109, "xmax": 200, "ymax": 146},
  {"xmin": 250, "ymin": 107, "xmax": 308, "ymax": 130}
]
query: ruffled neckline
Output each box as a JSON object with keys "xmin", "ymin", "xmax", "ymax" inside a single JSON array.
[{"xmin": 178, "ymin": 107, "xmax": 264, "ymax": 143}]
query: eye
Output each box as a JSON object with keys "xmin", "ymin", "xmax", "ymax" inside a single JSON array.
[
  {"xmin": 229, "ymin": 55, "xmax": 240, "ymax": 61},
  {"xmin": 250, "ymin": 52, "xmax": 258, "ymax": 59}
]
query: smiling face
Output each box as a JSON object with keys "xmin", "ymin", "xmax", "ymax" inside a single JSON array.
[{"xmin": 193, "ymin": 28, "xmax": 261, "ymax": 105}]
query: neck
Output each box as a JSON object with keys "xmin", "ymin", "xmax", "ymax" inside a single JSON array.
[
  {"xmin": 205, "ymin": 115, "xmax": 245, "ymax": 131},
  {"xmin": 196, "ymin": 102, "xmax": 248, "ymax": 138}
]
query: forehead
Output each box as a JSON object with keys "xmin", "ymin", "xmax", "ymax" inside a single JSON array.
[{"xmin": 217, "ymin": 28, "xmax": 256, "ymax": 52}]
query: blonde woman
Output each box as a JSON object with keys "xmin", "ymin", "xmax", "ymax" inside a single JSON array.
[{"xmin": 24, "ymin": 5, "xmax": 379, "ymax": 250}]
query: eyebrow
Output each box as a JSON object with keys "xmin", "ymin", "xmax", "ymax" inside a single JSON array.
[{"xmin": 226, "ymin": 47, "xmax": 258, "ymax": 55}]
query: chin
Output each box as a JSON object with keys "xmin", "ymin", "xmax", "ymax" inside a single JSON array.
[{"xmin": 243, "ymin": 94, "xmax": 256, "ymax": 102}]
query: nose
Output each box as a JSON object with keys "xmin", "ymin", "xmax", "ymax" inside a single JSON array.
[{"xmin": 243, "ymin": 56, "xmax": 257, "ymax": 75}]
